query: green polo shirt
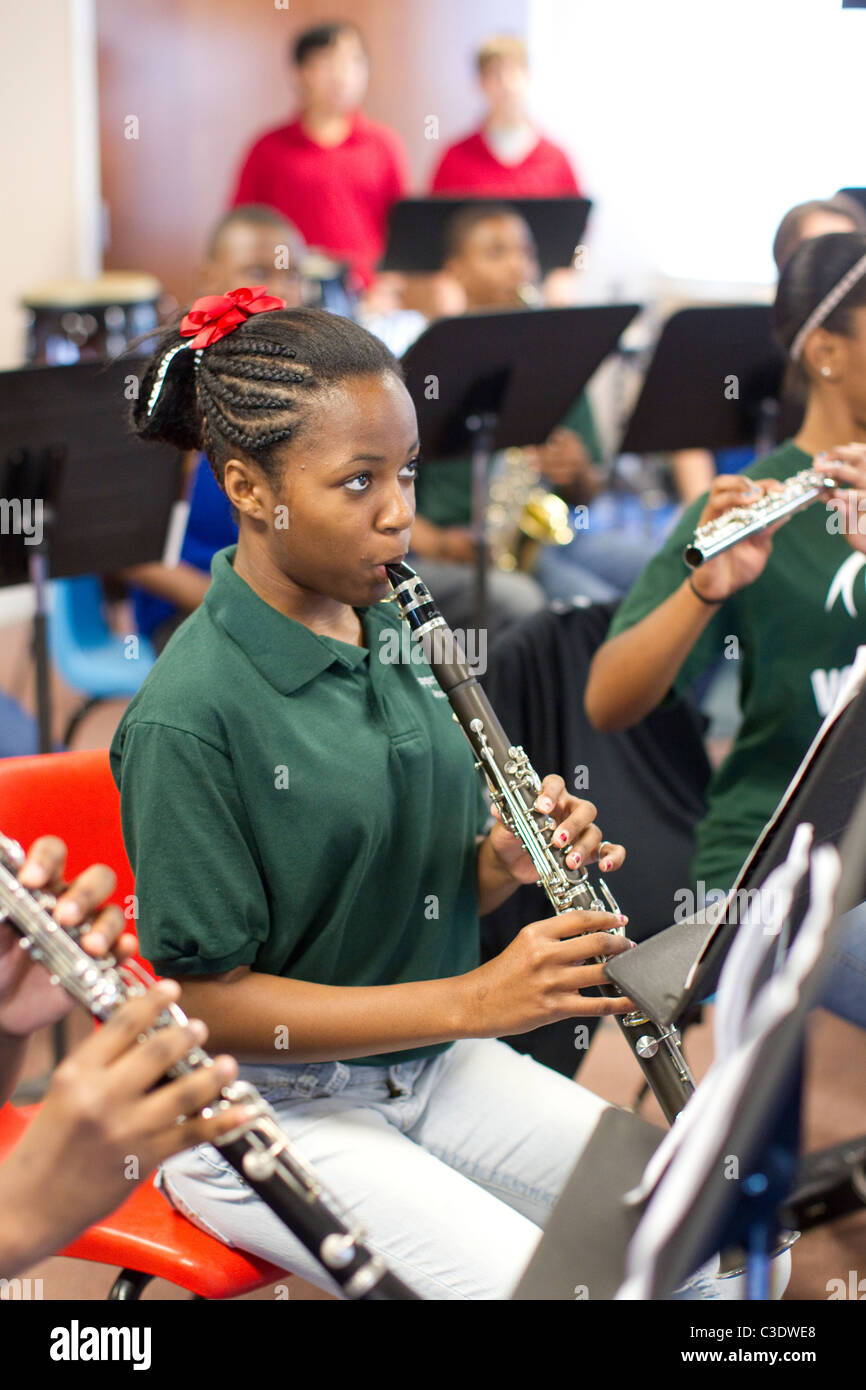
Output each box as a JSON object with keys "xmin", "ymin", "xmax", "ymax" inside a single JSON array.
[
  {"xmin": 414, "ymin": 393, "xmax": 602, "ymax": 528},
  {"xmin": 110, "ymin": 546, "xmax": 490, "ymax": 1066},
  {"xmin": 607, "ymin": 439, "xmax": 866, "ymax": 892}
]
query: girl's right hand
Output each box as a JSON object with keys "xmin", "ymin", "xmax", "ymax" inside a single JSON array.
[
  {"xmin": 688, "ymin": 474, "xmax": 788, "ymax": 603},
  {"xmin": 464, "ymin": 909, "xmax": 637, "ymax": 1036},
  {"xmin": 0, "ymin": 982, "xmax": 251, "ymax": 1273}
]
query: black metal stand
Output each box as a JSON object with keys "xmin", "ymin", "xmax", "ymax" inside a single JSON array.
[{"xmin": 467, "ymin": 410, "xmax": 497, "ymax": 632}]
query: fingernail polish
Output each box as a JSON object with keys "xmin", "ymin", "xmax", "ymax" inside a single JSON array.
[
  {"xmin": 569, "ymin": 850, "xmax": 581, "ymax": 867},
  {"xmin": 618, "ymin": 914, "xmax": 629, "ymax": 925},
  {"xmin": 556, "ymin": 829, "xmax": 568, "ymax": 845},
  {"xmin": 601, "ymin": 858, "xmax": 612, "ymax": 872},
  {"xmin": 537, "ymin": 797, "xmax": 554, "ymax": 813}
]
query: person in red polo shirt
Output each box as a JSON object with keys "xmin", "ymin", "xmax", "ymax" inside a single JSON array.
[
  {"xmin": 230, "ymin": 22, "xmax": 408, "ymax": 288},
  {"xmin": 430, "ymin": 35, "xmax": 582, "ymax": 198}
]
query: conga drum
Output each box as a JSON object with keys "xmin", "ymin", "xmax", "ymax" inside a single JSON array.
[{"xmin": 21, "ymin": 272, "xmax": 162, "ymax": 365}]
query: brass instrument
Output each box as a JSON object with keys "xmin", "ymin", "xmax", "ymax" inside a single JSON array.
[
  {"xmin": 684, "ymin": 466, "xmax": 837, "ymax": 569},
  {"xmin": 486, "ymin": 447, "xmax": 574, "ymax": 573},
  {"xmin": 484, "ymin": 283, "xmax": 577, "ymax": 572}
]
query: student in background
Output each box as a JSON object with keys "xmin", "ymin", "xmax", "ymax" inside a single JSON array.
[
  {"xmin": 409, "ymin": 205, "xmax": 657, "ymax": 611},
  {"xmin": 430, "ymin": 35, "xmax": 581, "ymax": 198},
  {"xmin": 672, "ymin": 194, "xmax": 866, "ymax": 506},
  {"xmin": 231, "ymin": 22, "xmax": 408, "ymax": 288},
  {"xmin": 772, "ymin": 193, "xmax": 866, "ymax": 276},
  {"xmin": 125, "ymin": 206, "xmax": 309, "ymax": 652},
  {"xmin": 586, "ymin": 232, "xmax": 866, "ymax": 1034}
]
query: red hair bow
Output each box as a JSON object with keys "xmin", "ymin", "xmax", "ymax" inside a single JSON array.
[{"xmin": 179, "ymin": 285, "xmax": 287, "ymax": 349}]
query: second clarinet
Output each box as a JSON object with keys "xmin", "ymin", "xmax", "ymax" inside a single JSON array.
[{"xmin": 385, "ymin": 561, "xmax": 695, "ymax": 1126}]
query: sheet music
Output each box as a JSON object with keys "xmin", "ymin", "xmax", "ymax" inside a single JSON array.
[
  {"xmin": 160, "ymin": 499, "xmax": 190, "ymax": 568},
  {"xmin": 684, "ymin": 644, "xmax": 866, "ymax": 993},
  {"xmin": 616, "ymin": 827, "xmax": 840, "ymax": 1300}
]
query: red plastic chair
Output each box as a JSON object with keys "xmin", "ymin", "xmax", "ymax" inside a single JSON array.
[{"xmin": 0, "ymin": 750, "xmax": 288, "ymax": 1299}]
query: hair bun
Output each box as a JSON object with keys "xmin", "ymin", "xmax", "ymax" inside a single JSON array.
[{"xmin": 131, "ymin": 328, "xmax": 203, "ymax": 452}]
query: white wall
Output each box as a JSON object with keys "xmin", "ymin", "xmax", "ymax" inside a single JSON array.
[
  {"xmin": 0, "ymin": 0, "xmax": 100, "ymax": 370},
  {"xmin": 528, "ymin": 0, "xmax": 866, "ymax": 304}
]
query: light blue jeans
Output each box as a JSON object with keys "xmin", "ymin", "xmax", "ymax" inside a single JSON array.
[{"xmin": 158, "ymin": 1037, "xmax": 787, "ymax": 1300}]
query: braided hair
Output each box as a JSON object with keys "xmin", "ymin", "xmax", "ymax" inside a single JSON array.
[{"xmin": 132, "ymin": 308, "xmax": 402, "ymax": 486}]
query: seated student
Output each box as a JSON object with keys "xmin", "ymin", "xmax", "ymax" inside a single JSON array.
[
  {"xmin": 407, "ymin": 204, "xmax": 658, "ymax": 613},
  {"xmin": 672, "ymin": 194, "xmax": 866, "ymax": 506},
  {"xmin": 0, "ymin": 837, "xmax": 244, "ymax": 1279},
  {"xmin": 109, "ymin": 297, "xmax": 788, "ymax": 1300},
  {"xmin": 230, "ymin": 21, "xmax": 408, "ymax": 289},
  {"xmin": 125, "ymin": 206, "xmax": 309, "ymax": 651},
  {"xmin": 586, "ymin": 232, "xmax": 866, "ymax": 1031},
  {"xmin": 430, "ymin": 35, "xmax": 581, "ymax": 198}
]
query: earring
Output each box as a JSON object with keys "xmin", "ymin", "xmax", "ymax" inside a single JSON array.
[{"xmin": 821, "ymin": 366, "xmax": 832, "ymax": 378}]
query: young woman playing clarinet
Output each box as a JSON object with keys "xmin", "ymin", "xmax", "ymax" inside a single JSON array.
[
  {"xmin": 586, "ymin": 231, "xmax": 866, "ymax": 1031},
  {"xmin": 112, "ymin": 291, "xmax": 786, "ymax": 1299}
]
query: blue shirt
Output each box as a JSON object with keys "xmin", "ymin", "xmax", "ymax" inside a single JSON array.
[{"xmin": 132, "ymin": 455, "xmax": 237, "ymax": 638}]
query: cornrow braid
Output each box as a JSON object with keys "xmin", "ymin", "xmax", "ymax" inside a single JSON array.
[{"xmin": 131, "ymin": 307, "xmax": 402, "ymax": 486}]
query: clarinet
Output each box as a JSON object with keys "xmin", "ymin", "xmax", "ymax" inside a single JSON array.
[
  {"xmin": 385, "ymin": 562, "xmax": 695, "ymax": 1126},
  {"xmin": 683, "ymin": 466, "xmax": 837, "ymax": 568},
  {"xmin": 0, "ymin": 831, "xmax": 418, "ymax": 1301}
]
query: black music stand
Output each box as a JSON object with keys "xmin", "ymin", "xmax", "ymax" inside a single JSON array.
[
  {"xmin": 401, "ymin": 304, "xmax": 639, "ymax": 626},
  {"xmin": 515, "ymin": 781, "xmax": 864, "ymax": 1300},
  {"xmin": 381, "ymin": 196, "xmax": 592, "ymax": 276},
  {"xmin": 607, "ymin": 654, "xmax": 866, "ymax": 1022},
  {"xmin": 618, "ymin": 304, "xmax": 788, "ymax": 459},
  {"xmin": 0, "ymin": 359, "xmax": 183, "ymax": 753},
  {"xmin": 1, "ymin": 361, "xmax": 182, "ymax": 1087}
]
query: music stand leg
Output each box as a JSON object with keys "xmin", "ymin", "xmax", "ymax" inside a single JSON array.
[
  {"xmin": 467, "ymin": 411, "xmax": 497, "ymax": 634},
  {"xmin": 28, "ymin": 549, "xmax": 67, "ymax": 1068},
  {"xmin": 28, "ymin": 550, "xmax": 52, "ymax": 755}
]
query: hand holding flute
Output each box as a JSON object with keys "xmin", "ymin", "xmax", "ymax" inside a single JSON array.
[
  {"xmin": 685, "ymin": 472, "xmax": 795, "ymax": 598},
  {"xmin": 0, "ymin": 838, "xmax": 248, "ymax": 1280}
]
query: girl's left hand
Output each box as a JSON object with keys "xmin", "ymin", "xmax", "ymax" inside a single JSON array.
[
  {"xmin": 0, "ymin": 837, "xmax": 138, "ymax": 1039},
  {"xmin": 487, "ymin": 774, "xmax": 626, "ymax": 885},
  {"xmin": 822, "ymin": 445, "xmax": 866, "ymax": 555}
]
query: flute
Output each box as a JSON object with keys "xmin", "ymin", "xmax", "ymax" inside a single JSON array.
[
  {"xmin": 385, "ymin": 562, "xmax": 695, "ymax": 1126},
  {"xmin": 683, "ymin": 466, "xmax": 837, "ymax": 569},
  {"xmin": 0, "ymin": 831, "xmax": 418, "ymax": 1301}
]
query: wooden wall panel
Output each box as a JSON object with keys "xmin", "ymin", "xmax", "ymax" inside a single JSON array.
[{"xmin": 96, "ymin": 0, "xmax": 529, "ymax": 304}]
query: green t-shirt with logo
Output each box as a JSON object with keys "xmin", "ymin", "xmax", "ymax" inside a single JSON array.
[
  {"xmin": 414, "ymin": 392, "xmax": 601, "ymax": 528},
  {"xmin": 110, "ymin": 547, "xmax": 490, "ymax": 1066},
  {"xmin": 607, "ymin": 440, "xmax": 866, "ymax": 892}
]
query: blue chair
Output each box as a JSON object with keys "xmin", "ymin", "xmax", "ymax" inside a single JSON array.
[{"xmin": 50, "ymin": 576, "xmax": 155, "ymax": 745}]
